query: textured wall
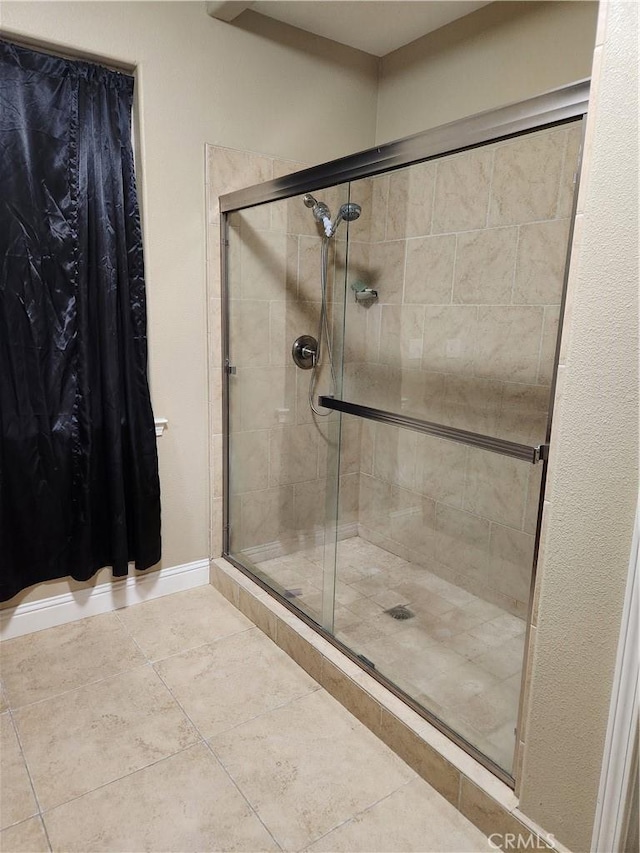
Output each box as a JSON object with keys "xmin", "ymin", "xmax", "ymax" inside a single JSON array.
[
  {"xmin": 518, "ymin": 2, "xmax": 639, "ymax": 849},
  {"xmin": 376, "ymin": 1, "xmax": 598, "ymax": 144},
  {"xmin": 0, "ymin": 1, "xmax": 378, "ymax": 608}
]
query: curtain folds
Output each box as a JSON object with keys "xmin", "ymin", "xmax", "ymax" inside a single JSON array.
[{"xmin": 0, "ymin": 40, "xmax": 161, "ymax": 601}]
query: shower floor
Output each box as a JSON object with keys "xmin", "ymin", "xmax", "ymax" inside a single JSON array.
[{"xmin": 254, "ymin": 536, "xmax": 526, "ymax": 772}]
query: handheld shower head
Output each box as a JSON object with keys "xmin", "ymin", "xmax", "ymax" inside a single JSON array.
[
  {"xmin": 302, "ymin": 195, "xmax": 361, "ymax": 236},
  {"xmin": 331, "ymin": 202, "xmax": 362, "ymax": 233}
]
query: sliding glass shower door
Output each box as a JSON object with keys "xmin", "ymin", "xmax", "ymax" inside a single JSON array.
[
  {"xmin": 225, "ymin": 184, "xmax": 350, "ymax": 628},
  {"xmin": 222, "ymin": 97, "xmax": 585, "ymax": 780}
]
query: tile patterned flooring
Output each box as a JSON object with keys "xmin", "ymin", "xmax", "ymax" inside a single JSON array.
[
  {"xmin": 0, "ymin": 584, "xmax": 491, "ymax": 852},
  {"xmin": 254, "ymin": 536, "xmax": 526, "ymax": 772}
]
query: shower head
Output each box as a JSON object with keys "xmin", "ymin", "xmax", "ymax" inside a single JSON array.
[
  {"xmin": 331, "ymin": 202, "xmax": 362, "ymax": 233},
  {"xmin": 303, "ymin": 193, "xmax": 331, "ymax": 224},
  {"xmin": 338, "ymin": 203, "xmax": 362, "ymax": 222},
  {"xmin": 302, "ymin": 195, "xmax": 361, "ymax": 236}
]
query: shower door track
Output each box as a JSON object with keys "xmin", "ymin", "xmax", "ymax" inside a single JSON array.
[{"xmin": 318, "ymin": 396, "xmax": 548, "ymax": 464}]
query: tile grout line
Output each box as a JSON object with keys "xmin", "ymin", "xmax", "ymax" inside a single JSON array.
[
  {"xmin": 37, "ymin": 743, "xmax": 204, "ymax": 824},
  {"xmin": 4, "ymin": 659, "xmax": 152, "ymax": 714},
  {"xmin": 298, "ymin": 774, "xmax": 419, "ymax": 852},
  {"xmin": 201, "ymin": 740, "xmax": 284, "ymax": 852},
  {"xmin": 6, "ymin": 707, "xmax": 53, "ymax": 852}
]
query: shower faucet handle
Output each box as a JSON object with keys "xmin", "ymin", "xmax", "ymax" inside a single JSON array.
[{"xmin": 292, "ymin": 335, "xmax": 318, "ymax": 370}]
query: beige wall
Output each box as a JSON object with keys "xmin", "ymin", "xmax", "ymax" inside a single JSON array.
[
  {"xmin": 377, "ymin": 1, "xmax": 598, "ymax": 143},
  {"xmin": 517, "ymin": 1, "xmax": 639, "ymax": 849},
  {"xmin": 0, "ymin": 1, "xmax": 378, "ymax": 607}
]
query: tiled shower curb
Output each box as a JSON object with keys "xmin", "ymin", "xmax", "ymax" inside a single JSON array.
[{"xmin": 211, "ymin": 558, "xmax": 568, "ymax": 853}]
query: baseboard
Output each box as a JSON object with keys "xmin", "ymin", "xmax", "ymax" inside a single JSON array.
[{"xmin": 0, "ymin": 559, "xmax": 210, "ymax": 641}]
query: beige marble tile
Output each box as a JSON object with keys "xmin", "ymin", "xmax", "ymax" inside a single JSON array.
[
  {"xmin": 369, "ymin": 174, "xmax": 389, "ymax": 243},
  {"xmin": 236, "ymin": 588, "xmax": 277, "ymax": 640},
  {"xmin": 387, "ymin": 487, "xmax": 437, "ymax": 556},
  {"xmin": 210, "ymin": 690, "xmax": 414, "ymax": 850},
  {"xmin": 116, "ymin": 585, "xmax": 252, "ymax": 660},
  {"xmin": 464, "ymin": 449, "xmax": 529, "ymax": 529},
  {"xmin": 373, "ymin": 423, "xmax": 417, "ymax": 491},
  {"xmin": 514, "ymin": 219, "xmax": 571, "ymax": 305},
  {"xmin": 307, "ymin": 776, "xmax": 492, "ymax": 852},
  {"xmin": 234, "ymin": 365, "xmax": 296, "ymax": 431},
  {"xmin": 454, "ymin": 226, "xmax": 518, "ymax": 304},
  {"xmin": 421, "ymin": 305, "xmax": 477, "ymax": 375},
  {"xmin": 433, "ymin": 148, "xmax": 493, "ymax": 234},
  {"xmin": 210, "ymin": 559, "xmax": 240, "ymax": 608},
  {"xmin": 14, "ymin": 666, "xmax": 197, "ymax": 811},
  {"xmin": 0, "ymin": 817, "xmax": 49, "ymax": 852},
  {"xmin": 416, "ymin": 433, "xmax": 468, "ymax": 508},
  {"xmin": 0, "ymin": 713, "xmax": 37, "ymax": 830},
  {"xmin": 386, "ymin": 161, "xmax": 436, "ymax": 240},
  {"xmin": 239, "ymin": 485, "xmax": 296, "ymax": 549},
  {"xmin": 424, "ymin": 661, "xmax": 500, "ymax": 710},
  {"xmin": 474, "ymin": 306, "xmax": 544, "ymax": 384},
  {"xmin": 0, "ymin": 613, "xmax": 145, "ymax": 708},
  {"xmin": 211, "ymin": 494, "xmax": 229, "ymax": 557},
  {"xmin": 459, "ymin": 777, "xmax": 537, "ymax": 848},
  {"xmin": 298, "ymin": 235, "xmax": 329, "ymax": 302},
  {"xmin": 537, "ymin": 304, "xmax": 561, "ymax": 385},
  {"xmin": 489, "ymin": 128, "xmax": 566, "ymax": 226},
  {"xmin": 320, "ymin": 660, "xmax": 381, "ymax": 734},
  {"xmin": 557, "ymin": 121, "xmax": 583, "ymax": 219},
  {"xmin": 338, "ymin": 473, "xmax": 360, "ymax": 527},
  {"xmin": 358, "ymin": 473, "xmax": 393, "ymax": 535},
  {"xmin": 378, "ymin": 709, "xmax": 459, "ymax": 805},
  {"xmin": 274, "ymin": 619, "xmax": 324, "ymax": 682},
  {"xmin": 229, "ymin": 429, "xmax": 269, "ymax": 493},
  {"xmin": 378, "ymin": 304, "xmax": 425, "ymax": 369},
  {"xmin": 422, "ymin": 607, "xmax": 488, "ymax": 643},
  {"xmin": 228, "ymin": 299, "xmax": 271, "ymax": 367},
  {"xmin": 475, "ymin": 635, "xmax": 525, "ymax": 681},
  {"xmin": 43, "ymin": 743, "xmax": 278, "ymax": 853},
  {"xmin": 404, "ymin": 234, "xmax": 456, "ymax": 304},
  {"xmin": 156, "ymin": 628, "xmax": 317, "ymax": 738},
  {"xmin": 368, "ymin": 240, "xmax": 406, "ymax": 303},
  {"xmin": 488, "ymin": 524, "xmax": 535, "ymax": 604},
  {"xmin": 524, "ymin": 465, "xmax": 543, "ymax": 535},
  {"xmin": 435, "ymin": 505, "xmax": 491, "ymax": 581},
  {"xmin": 269, "ymin": 423, "xmax": 320, "ymax": 486},
  {"xmin": 207, "ymin": 146, "xmax": 273, "ymax": 223}
]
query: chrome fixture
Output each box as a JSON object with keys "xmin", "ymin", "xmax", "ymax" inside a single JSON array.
[
  {"xmin": 351, "ymin": 280, "xmax": 378, "ymax": 305},
  {"xmin": 297, "ymin": 194, "xmax": 361, "ymax": 415},
  {"xmin": 292, "ymin": 335, "xmax": 318, "ymax": 370},
  {"xmin": 302, "ymin": 194, "xmax": 361, "ymax": 237},
  {"xmin": 332, "ymin": 202, "xmax": 361, "ymax": 234}
]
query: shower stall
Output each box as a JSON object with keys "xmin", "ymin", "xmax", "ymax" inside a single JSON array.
[{"xmin": 218, "ymin": 81, "xmax": 587, "ymax": 783}]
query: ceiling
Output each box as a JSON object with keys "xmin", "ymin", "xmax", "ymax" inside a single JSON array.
[{"xmin": 207, "ymin": 1, "xmax": 492, "ymax": 57}]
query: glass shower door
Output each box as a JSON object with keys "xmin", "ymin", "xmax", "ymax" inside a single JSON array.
[
  {"xmin": 327, "ymin": 119, "xmax": 583, "ymax": 774},
  {"xmin": 224, "ymin": 184, "xmax": 350, "ymax": 628},
  {"xmin": 221, "ymin": 105, "xmax": 584, "ymax": 781}
]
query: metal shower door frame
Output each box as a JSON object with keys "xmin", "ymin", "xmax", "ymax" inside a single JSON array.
[{"xmin": 219, "ymin": 79, "xmax": 590, "ymax": 787}]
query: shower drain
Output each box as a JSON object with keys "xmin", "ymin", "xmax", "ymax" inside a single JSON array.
[{"xmin": 384, "ymin": 604, "xmax": 415, "ymax": 621}]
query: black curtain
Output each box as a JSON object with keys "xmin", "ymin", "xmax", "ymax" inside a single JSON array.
[{"xmin": 0, "ymin": 40, "xmax": 161, "ymax": 601}]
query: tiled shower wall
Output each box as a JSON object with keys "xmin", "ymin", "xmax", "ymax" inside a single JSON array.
[
  {"xmin": 339, "ymin": 122, "xmax": 582, "ymax": 616},
  {"xmin": 206, "ymin": 147, "xmax": 360, "ymax": 561},
  {"xmin": 207, "ymin": 122, "xmax": 580, "ymax": 617}
]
